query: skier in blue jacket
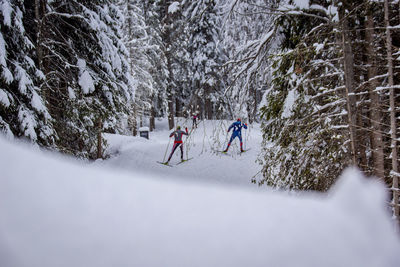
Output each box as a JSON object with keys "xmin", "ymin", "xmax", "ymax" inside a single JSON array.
[{"xmin": 223, "ymin": 118, "xmax": 247, "ymax": 152}]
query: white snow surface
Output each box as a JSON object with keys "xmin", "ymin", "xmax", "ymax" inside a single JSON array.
[
  {"xmin": 139, "ymin": 126, "xmax": 150, "ymax": 131},
  {"xmin": 1, "ymin": 118, "xmax": 400, "ymax": 267}
]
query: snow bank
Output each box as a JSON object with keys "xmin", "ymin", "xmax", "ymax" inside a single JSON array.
[{"xmin": 0, "ymin": 137, "xmax": 399, "ymax": 267}]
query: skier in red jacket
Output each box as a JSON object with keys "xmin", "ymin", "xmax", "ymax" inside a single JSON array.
[{"xmin": 166, "ymin": 126, "xmax": 188, "ymax": 163}]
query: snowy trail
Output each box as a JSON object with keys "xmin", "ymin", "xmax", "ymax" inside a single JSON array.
[
  {"xmin": 100, "ymin": 118, "xmax": 263, "ymax": 187},
  {"xmin": 1, "ymin": 136, "xmax": 400, "ymax": 267}
]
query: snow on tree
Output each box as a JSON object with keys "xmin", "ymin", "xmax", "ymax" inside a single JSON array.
[
  {"xmin": 184, "ymin": 0, "xmax": 227, "ymax": 120},
  {"xmin": 230, "ymin": 0, "xmax": 400, "ymax": 213},
  {"xmin": 254, "ymin": 0, "xmax": 349, "ymax": 191},
  {"xmin": 0, "ymin": 0, "xmax": 55, "ymax": 145},
  {"xmin": 30, "ymin": 0, "xmax": 134, "ymax": 158},
  {"xmin": 168, "ymin": 1, "xmax": 180, "ymax": 14},
  {"xmin": 219, "ymin": 0, "xmax": 279, "ymax": 122},
  {"xmin": 150, "ymin": 0, "xmax": 191, "ymax": 129},
  {"xmin": 118, "ymin": 0, "xmax": 169, "ymax": 134}
]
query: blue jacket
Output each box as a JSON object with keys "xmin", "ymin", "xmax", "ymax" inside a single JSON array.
[{"xmin": 228, "ymin": 121, "xmax": 247, "ymax": 135}]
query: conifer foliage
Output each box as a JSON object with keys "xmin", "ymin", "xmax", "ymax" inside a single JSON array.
[
  {"xmin": 185, "ymin": 0, "xmax": 226, "ymax": 120},
  {"xmin": 39, "ymin": 0, "xmax": 134, "ymax": 158},
  {"xmin": 258, "ymin": 1, "xmax": 347, "ymax": 191},
  {"xmin": 1, "ymin": 0, "xmax": 134, "ymax": 158},
  {"xmin": 0, "ymin": 0, "xmax": 55, "ymax": 145},
  {"xmin": 239, "ymin": 0, "xmax": 400, "ymax": 218}
]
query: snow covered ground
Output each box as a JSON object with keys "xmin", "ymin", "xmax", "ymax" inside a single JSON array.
[
  {"xmin": 1, "ymin": 119, "xmax": 400, "ymax": 267},
  {"xmin": 100, "ymin": 118, "xmax": 264, "ymax": 187}
]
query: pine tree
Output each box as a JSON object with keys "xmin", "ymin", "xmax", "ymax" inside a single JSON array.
[
  {"xmin": 31, "ymin": 0, "xmax": 133, "ymax": 158},
  {"xmin": 244, "ymin": 1, "xmax": 349, "ymax": 190},
  {"xmin": 242, "ymin": 0, "xmax": 399, "ymax": 200},
  {"xmin": 0, "ymin": 0, "xmax": 55, "ymax": 145},
  {"xmin": 184, "ymin": 0, "xmax": 226, "ymax": 120}
]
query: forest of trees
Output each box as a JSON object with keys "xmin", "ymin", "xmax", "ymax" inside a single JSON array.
[{"xmin": 0, "ymin": 0, "xmax": 399, "ymax": 220}]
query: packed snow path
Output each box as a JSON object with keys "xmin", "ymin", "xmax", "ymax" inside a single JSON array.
[
  {"xmin": 101, "ymin": 118, "xmax": 263, "ymax": 187},
  {"xmin": 1, "ymin": 137, "xmax": 400, "ymax": 267}
]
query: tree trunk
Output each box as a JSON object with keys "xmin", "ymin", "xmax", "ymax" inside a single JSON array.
[
  {"xmin": 205, "ymin": 85, "xmax": 212, "ymax": 120},
  {"xmin": 384, "ymin": 0, "xmax": 399, "ymax": 222},
  {"xmin": 168, "ymin": 93, "xmax": 175, "ymax": 130},
  {"xmin": 126, "ymin": 1, "xmax": 137, "ymax": 136},
  {"xmin": 366, "ymin": 9, "xmax": 385, "ymax": 179},
  {"xmin": 34, "ymin": 0, "xmax": 44, "ymax": 70},
  {"xmin": 162, "ymin": 2, "xmax": 175, "ymax": 130},
  {"xmin": 35, "ymin": 0, "xmax": 51, "ymax": 110},
  {"xmin": 150, "ymin": 104, "xmax": 155, "ymax": 132},
  {"xmin": 175, "ymin": 97, "xmax": 181, "ymax": 118},
  {"xmin": 341, "ymin": 12, "xmax": 358, "ymax": 166},
  {"xmin": 132, "ymin": 102, "xmax": 137, "ymax": 136},
  {"xmin": 253, "ymin": 86, "xmax": 258, "ymax": 123},
  {"xmin": 248, "ymin": 84, "xmax": 258, "ymax": 124},
  {"xmin": 97, "ymin": 118, "xmax": 103, "ymax": 159},
  {"xmin": 357, "ymin": 112, "xmax": 368, "ymax": 169}
]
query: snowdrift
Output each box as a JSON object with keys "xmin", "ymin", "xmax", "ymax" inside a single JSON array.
[{"xmin": 0, "ymin": 137, "xmax": 399, "ymax": 267}]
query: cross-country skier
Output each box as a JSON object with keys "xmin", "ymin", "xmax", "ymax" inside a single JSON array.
[
  {"xmin": 223, "ymin": 118, "xmax": 247, "ymax": 152},
  {"xmin": 166, "ymin": 126, "xmax": 189, "ymax": 163},
  {"xmin": 192, "ymin": 114, "xmax": 198, "ymax": 129}
]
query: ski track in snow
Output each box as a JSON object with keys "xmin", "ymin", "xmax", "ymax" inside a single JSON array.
[{"xmin": 100, "ymin": 118, "xmax": 263, "ymax": 188}]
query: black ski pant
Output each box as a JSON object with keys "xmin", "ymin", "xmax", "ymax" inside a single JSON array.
[{"xmin": 168, "ymin": 142, "xmax": 183, "ymax": 161}]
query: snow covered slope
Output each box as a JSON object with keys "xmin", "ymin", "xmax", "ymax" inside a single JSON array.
[{"xmin": 1, "ymin": 134, "xmax": 400, "ymax": 267}]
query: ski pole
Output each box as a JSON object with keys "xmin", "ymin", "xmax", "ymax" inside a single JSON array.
[
  {"xmin": 162, "ymin": 136, "xmax": 172, "ymax": 163},
  {"xmin": 183, "ymin": 127, "xmax": 192, "ymax": 160},
  {"xmin": 222, "ymin": 130, "xmax": 229, "ymax": 151},
  {"xmin": 244, "ymin": 126, "xmax": 247, "ymax": 150}
]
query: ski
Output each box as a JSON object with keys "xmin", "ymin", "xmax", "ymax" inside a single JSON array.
[
  {"xmin": 175, "ymin": 157, "xmax": 194, "ymax": 165},
  {"xmin": 239, "ymin": 148, "xmax": 251, "ymax": 154},
  {"xmin": 156, "ymin": 161, "xmax": 173, "ymax": 167},
  {"xmin": 213, "ymin": 148, "xmax": 251, "ymax": 155},
  {"xmin": 213, "ymin": 150, "xmax": 230, "ymax": 155}
]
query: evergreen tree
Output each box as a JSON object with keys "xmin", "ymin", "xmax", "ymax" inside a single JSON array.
[
  {"xmin": 152, "ymin": 0, "xmax": 180, "ymax": 129},
  {"xmin": 184, "ymin": 0, "xmax": 226, "ymax": 120},
  {"xmin": 0, "ymin": 0, "xmax": 55, "ymax": 145},
  {"xmin": 255, "ymin": 0, "xmax": 348, "ymax": 190},
  {"xmin": 143, "ymin": 1, "xmax": 169, "ymax": 127},
  {"xmin": 219, "ymin": 0, "xmax": 278, "ymax": 121},
  {"xmin": 119, "ymin": 0, "xmax": 155, "ymax": 134},
  {"xmin": 31, "ymin": 0, "xmax": 133, "ymax": 158}
]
